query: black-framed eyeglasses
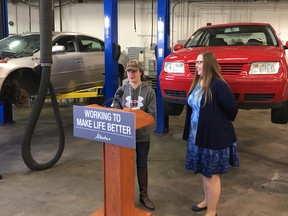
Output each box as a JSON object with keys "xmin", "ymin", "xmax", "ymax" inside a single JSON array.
[{"xmin": 195, "ymin": 61, "xmax": 203, "ymax": 65}]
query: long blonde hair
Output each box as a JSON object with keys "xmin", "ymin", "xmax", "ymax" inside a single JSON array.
[{"xmin": 189, "ymin": 51, "xmax": 225, "ymax": 106}]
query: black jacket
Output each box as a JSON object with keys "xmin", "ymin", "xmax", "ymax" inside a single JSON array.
[{"xmin": 182, "ymin": 78, "xmax": 238, "ymax": 150}]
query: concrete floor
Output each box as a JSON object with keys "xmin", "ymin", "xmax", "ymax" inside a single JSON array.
[{"xmin": 0, "ymin": 102, "xmax": 288, "ymax": 216}]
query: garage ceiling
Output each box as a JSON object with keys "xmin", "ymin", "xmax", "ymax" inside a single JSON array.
[
  {"xmin": 8, "ymin": 0, "xmax": 288, "ymax": 3},
  {"xmin": 7, "ymin": 0, "xmax": 288, "ymax": 9}
]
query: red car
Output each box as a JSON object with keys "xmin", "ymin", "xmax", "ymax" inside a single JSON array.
[{"xmin": 159, "ymin": 22, "xmax": 288, "ymax": 124}]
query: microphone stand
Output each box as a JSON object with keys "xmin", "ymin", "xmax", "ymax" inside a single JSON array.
[
  {"xmin": 115, "ymin": 100, "xmax": 123, "ymax": 109},
  {"xmin": 102, "ymin": 98, "xmax": 113, "ymax": 107},
  {"xmin": 102, "ymin": 97, "xmax": 123, "ymax": 109}
]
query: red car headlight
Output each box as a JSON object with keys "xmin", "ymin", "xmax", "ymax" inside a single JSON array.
[
  {"xmin": 164, "ymin": 62, "xmax": 185, "ymax": 73},
  {"xmin": 249, "ymin": 62, "xmax": 280, "ymax": 74}
]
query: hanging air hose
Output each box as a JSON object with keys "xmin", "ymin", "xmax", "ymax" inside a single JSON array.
[{"xmin": 21, "ymin": 0, "xmax": 65, "ymax": 170}]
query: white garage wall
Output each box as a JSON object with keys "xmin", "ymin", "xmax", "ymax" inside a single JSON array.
[
  {"xmin": 8, "ymin": 3, "xmax": 39, "ymax": 33},
  {"xmin": 7, "ymin": 1, "xmax": 157, "ymax": 53},
  {"xmin": 7, "ymin": 1, "xmax": 288, "ymax": 53},
  {"xmin": 172, "ymin": 1, "xmax": 288, "ymax": 46}
]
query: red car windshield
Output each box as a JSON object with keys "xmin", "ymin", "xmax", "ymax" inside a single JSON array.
[{"xmin": 184, "ymin": 25, "xmax": 279, "ymax": 47}]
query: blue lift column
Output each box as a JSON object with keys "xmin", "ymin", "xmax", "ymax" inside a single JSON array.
[
  {"xmin": 0, "ymin": 0, "xmax": 12, "ymax": 125},
  {"xmin": 155, "ymin": 0, "xmax": 170, "ymax": 134},
  {"xmin": 0, "ymin": 0, "xmax": 8, "ymax": 38},
  {"xmin": 103, "ymin": 0, "xmax": 119, "ymax": 105}
]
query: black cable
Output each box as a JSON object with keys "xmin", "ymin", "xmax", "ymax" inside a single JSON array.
[
  {"xmin": 134, "ymin": 0, "xmax": 136, "ymax": 32},
  {"xmin": 21, "ymin": 0, "xmax": 65, "ymax": 171},
  {"xmin": 22, "ymin": 70, "xmax": 65, "ymax": 170},
  {"xmin": 102, "ymin": 97, "xmax": 114, "ymax": 107},
  {"xmin": 151, "ymin": 0, "xmax": 154, "ymax": 49}
]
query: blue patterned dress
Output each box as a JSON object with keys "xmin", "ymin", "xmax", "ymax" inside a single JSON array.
[{"xmin": 185, "ymin": 84, "xmax": 239, "ymax": 178}]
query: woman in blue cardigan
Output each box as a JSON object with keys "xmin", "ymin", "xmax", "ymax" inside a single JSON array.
[{"xmin": 182, "ymin": 51, "xmax": 239, "ymax": 216}]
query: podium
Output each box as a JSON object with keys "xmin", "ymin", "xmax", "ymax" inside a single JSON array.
[{"xmin": 84, "ymin": 105, "xmax": 154, "ymax": 216}]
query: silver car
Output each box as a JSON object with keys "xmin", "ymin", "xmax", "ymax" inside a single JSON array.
[{"xmin": 0, "ymin": 32, "xmax": 129, "ymax": 107}]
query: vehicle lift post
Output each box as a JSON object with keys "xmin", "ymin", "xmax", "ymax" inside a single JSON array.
[
  {"xmin": 0, "ymin": 0, "xmax": 13, "ymax": 125},
  {"xmin": 103, "ymin": 0, "xmax": 119, "ymax": 104},
  {"xmin": 0, "ymin": 101, "xmax": 13, "ymax": 125},
  {"xmin": 155, "ymin": 0, "xmax": 170, "ymax": 134}
]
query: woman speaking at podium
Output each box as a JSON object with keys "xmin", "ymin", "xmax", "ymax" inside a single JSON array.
[{"xmin": 113, "ymin": 60, "xmax": 156, "ymax": 211}]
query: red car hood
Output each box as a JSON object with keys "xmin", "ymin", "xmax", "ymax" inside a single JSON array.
[{"xmin": 167, "ymin": 46, "xmax": 282, "ymax": 63}]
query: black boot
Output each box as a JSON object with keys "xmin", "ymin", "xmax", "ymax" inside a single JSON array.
[
  {"xmin": 137, "ymin": 167, "xmax": 155, "ymax": 210},
  {"xmin": 0, "ymin": 174, "xmax": 2, "ymax": 180}
]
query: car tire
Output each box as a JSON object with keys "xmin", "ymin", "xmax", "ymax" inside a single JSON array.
[
  {"xmin": 162, "ymin": 99, "xmax": 184, "ymax": 116},
  {"xmin": 271, "ymin": 105, "xmax": 288, "ymax": 124},
  {"xmin": 15, "ymin": 88, "xmax": 29, "ymax": 107}
]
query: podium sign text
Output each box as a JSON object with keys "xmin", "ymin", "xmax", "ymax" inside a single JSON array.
[{"xmin": 73, "ymin": 105, "xmax": 136, "ymax": 149}]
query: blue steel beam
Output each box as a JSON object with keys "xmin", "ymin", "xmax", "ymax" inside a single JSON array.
[
  {"xmin": 0, "ymin": 0, "xmax": 11, "ymax": 125},
  {"xmin": 104, "ymin": 0, "xmax": 119, "ymax": 105},
  {"xmin": 155, "ymin": 0, "xmax": 170, "ymax": 134},
  {"xmin": 0, "ymin": 0, "xmax": 9, "ymax": 39}
]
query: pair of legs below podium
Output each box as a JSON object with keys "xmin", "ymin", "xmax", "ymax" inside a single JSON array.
[{"xmin": 136, "ymin": 141, "xmax": 155, "ymax": 211}]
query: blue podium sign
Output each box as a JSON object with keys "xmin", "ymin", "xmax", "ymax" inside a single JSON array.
[{"xmin": 73, "ymin": 105, "xmax": 136, "ymax": 149}]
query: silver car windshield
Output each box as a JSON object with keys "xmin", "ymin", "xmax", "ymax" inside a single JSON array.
[
  {"xmin": 184, "ymin": 25, "xmax": 279, "ymax": 47},
  {"xmin": 0, "ymin": 34, "xmax": 40, "ymax": 59}
]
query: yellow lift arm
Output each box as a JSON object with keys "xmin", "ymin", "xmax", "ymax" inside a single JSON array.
[{"xmin": 56, "ymin": 86, "xmax": 104, "ymax": 100}]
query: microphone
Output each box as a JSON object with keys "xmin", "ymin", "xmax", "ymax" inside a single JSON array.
[{"xmin": 111, "ymin": 89, "xmax": 124, "ymax": 108}]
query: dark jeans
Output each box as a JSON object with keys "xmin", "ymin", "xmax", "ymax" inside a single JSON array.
[{"xmin": 136, "ymin": 141, "xmax": 150, "ymax": 168}]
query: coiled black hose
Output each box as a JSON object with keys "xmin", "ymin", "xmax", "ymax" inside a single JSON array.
[{"xmin": 21, "ymin": 0, "xmax": 65, "ymax": 170}]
